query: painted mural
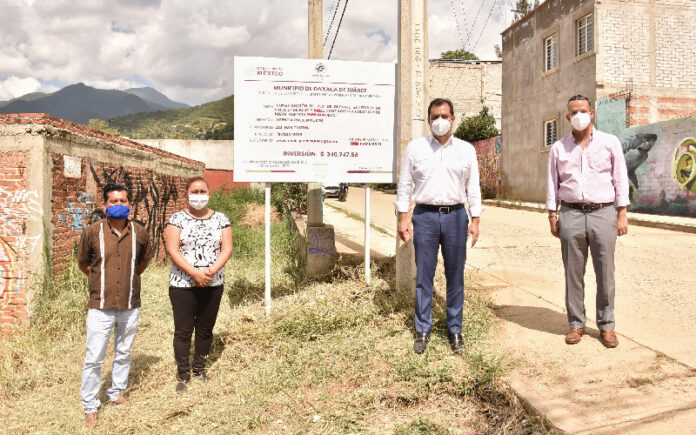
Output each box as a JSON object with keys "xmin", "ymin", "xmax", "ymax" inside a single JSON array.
[{"xmin": 619, "ymin": 116, "xmax": 696, "ymax": 217}]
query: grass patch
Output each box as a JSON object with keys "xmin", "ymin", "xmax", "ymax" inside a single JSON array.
[{"xmin": 0, "ymin": 190, "xmax": 552, "ymax": 433}]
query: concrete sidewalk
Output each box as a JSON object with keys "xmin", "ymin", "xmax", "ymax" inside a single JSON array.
[{"xmin": 324, "ymin": 188, "xmax": 696, "ymax": 433}]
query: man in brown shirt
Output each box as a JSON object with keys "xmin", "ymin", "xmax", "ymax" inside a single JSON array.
[{"xmin": 76, "ymin": 183, "xmax": 153, "ymax": 428}]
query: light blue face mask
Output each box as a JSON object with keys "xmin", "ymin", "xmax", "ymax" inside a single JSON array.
[{"xmin": 105, "ymin": 204, "xmax": 130, "ymax": 220}]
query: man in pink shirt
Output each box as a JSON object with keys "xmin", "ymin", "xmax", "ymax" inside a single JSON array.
[{"xmin": 547, "ymin": 95, "xmax": 629, "ymax": 348}]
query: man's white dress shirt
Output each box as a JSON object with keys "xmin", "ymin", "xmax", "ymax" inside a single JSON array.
[{"xmin": 395, "ymin": 135, "xmax": 482, "ymax": 216}]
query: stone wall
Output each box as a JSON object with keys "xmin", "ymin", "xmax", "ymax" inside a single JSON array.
[{"xmin": 0, "ymin": 113, "xmax": 204, "ymax": 336}]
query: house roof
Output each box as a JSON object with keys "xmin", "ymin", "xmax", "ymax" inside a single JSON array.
[{"xmin": 501, "ymin": 0, "xmax": 554, "ymax": 36}]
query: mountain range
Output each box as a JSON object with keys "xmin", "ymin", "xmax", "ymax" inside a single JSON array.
[{"xmin": 0, "ymin": 83, "xmax": 189, "ymax": 125}]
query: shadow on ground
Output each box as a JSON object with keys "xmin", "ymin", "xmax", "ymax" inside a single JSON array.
[{"xmin": 493, "ymin": 304, "xmax": 601, "ymax": 338}]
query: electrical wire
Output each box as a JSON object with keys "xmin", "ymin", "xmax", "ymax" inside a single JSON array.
[
  {"xmin": 327, "ymin": 0, "xmax": 349, "ymax": 59},
  {"xmin": 323, "ymin": 0, "xmax": 341, "ymax": 48}
]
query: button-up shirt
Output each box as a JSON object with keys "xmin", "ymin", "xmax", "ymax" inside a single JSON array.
[
  {"xmin": 77, "ymin": 219, "xmax": 153, "ymax": 310},
  {"xmin": 546, "ymin": 128, "xmax": 630, "ymax": 211},
  {"xmin": 395, "ymin": 135, "xmax": 482, "ymax": 216}
]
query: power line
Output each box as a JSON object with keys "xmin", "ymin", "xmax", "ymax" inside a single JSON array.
[
  {"xmin": 471, "ymin": 0, "xmax": 499, "ymax": 53},
  {"xmin": 450, "ymin": 0, "xmax": 468, "ymax": 51},
  {"xmin": 323, "ymin": 0, "xmax": 341, "ymax": 48},
  {"xmin": 463, "ymin": 0, "xmax": 487, "ymax": 49},
  {"xmin": 327, "ymin": 0, "xmax": 349, "ymax": 59}
]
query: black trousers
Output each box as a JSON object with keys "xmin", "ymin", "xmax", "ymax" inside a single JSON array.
[{"xmin": 169, "ymin": 285, "xmax": 224, "ymax": 380}]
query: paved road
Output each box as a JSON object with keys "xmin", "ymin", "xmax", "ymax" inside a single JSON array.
[{"xmin": 327, "ymin": 187, "xmax": 696, "ymax": 432}]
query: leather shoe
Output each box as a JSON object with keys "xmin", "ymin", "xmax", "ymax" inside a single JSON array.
[
  {"xmin": 85, "ymin": 412, "xmax": 97, "ymax": 428},
  {"xmin": 565, "ymin": 328, "xmax": 585, "ymax": 344},
  {"xmin": 448, "ymin": 333, "xmax": 464, "ymax": 352},
  {"xmin": 600, "ymin": 330, "xmax": 618, "ymax": 348},
  {"xmin": 413, "ymin": 332, "xmax": 430, "ymax": 354}
]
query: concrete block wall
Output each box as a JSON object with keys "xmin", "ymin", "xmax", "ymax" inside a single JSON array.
[
  {"xmin": 427, "ymin": 61, "xmax": 502, "ymax": 130},
  {"xmin": 597, "ymin": 0, "xmax": 696, "ymax": 125},
  {"xmin": 0, "ymin": 113, "xmax": 204, "ymax": 335}
]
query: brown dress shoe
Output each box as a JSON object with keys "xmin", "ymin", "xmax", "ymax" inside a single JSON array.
[
  {"xmin": 109, "ymin": 395, "xmax": 128, "ymax": 405},
  {"xmin": 565, "ymin": 328, "xmax": 585, "ymax": 344},
  {"xmin": 85, "ymin": 412, "xmax": 97, "ymax": 428},
  {"xmin": 600, "ymin": 330, "xmax": 618, "ymax": 348}
]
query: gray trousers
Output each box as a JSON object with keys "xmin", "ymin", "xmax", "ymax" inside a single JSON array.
[{"xmin": 559, "ymin": 205, "xmax": 617, "ymax": 330}]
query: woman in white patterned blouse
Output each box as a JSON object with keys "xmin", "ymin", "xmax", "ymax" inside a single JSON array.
[{"xmin": 164, "ymin": 177, "xmax": 232, "ymax": 392}]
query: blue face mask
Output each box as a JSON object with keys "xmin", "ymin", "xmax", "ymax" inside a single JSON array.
[{"xmin": 105, "ymin": 204, "xmax": 130, "ymax": 220}]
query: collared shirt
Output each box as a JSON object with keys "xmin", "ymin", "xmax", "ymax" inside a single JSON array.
[
  {"xmin": 546, "ymin": 127, "xmax": 630, "ymax": 211},
  {"xmin": 395, "ymin": 134, "xmax": 482, "ymax": 216},
  {"xmin": 77, "ymin": 219, "xmax": 154, "ymax": 310}
]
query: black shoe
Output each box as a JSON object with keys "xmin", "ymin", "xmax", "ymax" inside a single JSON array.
[
  {"xmin": 176, "ymin": 380, "xmax": 188, "ymax": 393},
  {"xmin": 413, "ymin": 332, "xmax": 430, "ymax": 354},
  {"xmin": 448, "ymin": 333, "xmax": 464, "ymax": 352},
  {"xmin": 193, "ymin": 371, "xmax": 208, "ymax": 382}
]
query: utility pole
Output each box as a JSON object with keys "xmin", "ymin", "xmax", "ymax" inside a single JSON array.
[
  {"xmin": 307, "ymin": 0, "xmax": 323, "ymax": 226},
  {"xmin": 396, "ymin": 0, "xmax": 428, "ymax": 294},
  {"xmin": 305, "ymin": 0, "xmax": 337, "ymax": 278}
]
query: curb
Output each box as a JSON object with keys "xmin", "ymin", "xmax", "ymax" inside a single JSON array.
[{"xmin": 483, "ymin": 200, "xmax": 696, "ymax": 234}]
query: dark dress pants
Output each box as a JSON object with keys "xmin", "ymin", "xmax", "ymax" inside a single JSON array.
[
  {"xmin": 169, "ymin": 285, "xmax": 224, "ymax": 380},
  {"xmin": 412, "ymin": 205, "xmax": 469, "ymax": 334}
]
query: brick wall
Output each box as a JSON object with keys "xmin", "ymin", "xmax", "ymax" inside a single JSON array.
[
  {"xmin": 0, "ymin": 113, "xmax": 204, "ymax": 336},
  {"xmin": 203, "ymin": 169, "xmax": 249, "ymax": 191},
  {"xmin": 0, "ymin": 151, "xmax": 31, "ymax": 335}
]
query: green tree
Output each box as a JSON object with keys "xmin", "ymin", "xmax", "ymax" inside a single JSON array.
[
  {"xmin": 88, "ymin": 119, "xmax": 120, "ymax": 136},
  {"xmin": 453, "ymin": 106, "xmax": 499, "ymax": 143},
  {"xmin": 514, "ymin": 0, "xmax": 540, "ymax": 21},
  {"xmin": 440, "ymin": 49, "xmax": 479, "ymax": 60},
  {"xmin": 494, "ymin": 44, "xmax": 502, "ymax": 59}
]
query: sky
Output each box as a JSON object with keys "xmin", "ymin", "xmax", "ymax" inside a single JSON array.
[{"xmin": 0, "ymin": 0, "xmax": 514, "ymax": 106}]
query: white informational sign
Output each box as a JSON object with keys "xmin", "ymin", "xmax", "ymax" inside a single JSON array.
[{"xmin": 234, "ymin": 56, "xmax": 396, "ymax": 183}]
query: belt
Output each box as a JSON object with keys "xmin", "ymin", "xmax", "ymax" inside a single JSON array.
[
  {"xmin": 416, "ymin": 203, "xmax": 465, "ymax": 214},
  {"xmin": 561, "ymin": 201, "xmax": 614, "ymax": 212}
]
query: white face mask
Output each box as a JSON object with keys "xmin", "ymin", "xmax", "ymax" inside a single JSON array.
[
  {"xmin": 188, "ymin": 194, "xmax": 209, "ymax": 210},
  {"xmin": 430, "ymin": 117, "xmax": 452, "ymax": 137},
  {"xmin": 570, "ymin": 112, "xmax": 591, "ymax": 131}
]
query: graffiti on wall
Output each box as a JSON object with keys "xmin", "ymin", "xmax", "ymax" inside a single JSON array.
[
  {"xmin": 56, "ymin": 193, "xmax": 95, "ymax": 230},
  {"xmin": 673, "ymin": 138, "xmax": 696, "ymax": 197},
  {"xmin": 89, "ymin": 164, "xmax": 178, "ymax": 255},
  {"xmin": 0, "ymin": 187, "xmax": 43, "ymax": 305},
  {"xmin": 622, "ymin": 133, "xmax": 658, "ymax": 189},
  {"xmin": 619, "ymin": 116, "xmax": 696, "ymax": 216}
]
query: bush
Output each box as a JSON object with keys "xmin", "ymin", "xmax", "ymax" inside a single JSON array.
[{"xmin": 454, "ymin": 106, "xmax": 499, "ymax": 143}]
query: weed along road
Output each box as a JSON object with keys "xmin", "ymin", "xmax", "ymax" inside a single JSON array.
[{"xmin": 328, "ymin": 187, "xmax": 696, "ymax": 432}]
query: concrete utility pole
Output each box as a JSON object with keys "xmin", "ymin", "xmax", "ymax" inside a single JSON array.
[
  {"xmin": 305, "ymin": 0, "xmax": 337, "ymax": 278},
  {"xmin": 307, "ymin": 0, "xmax": 323, "ymax": 226},
  {"xmin": 396, "ymin": 0, "xmax": 429, "ymax": 294}
]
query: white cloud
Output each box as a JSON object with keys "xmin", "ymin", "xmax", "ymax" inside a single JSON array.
[
  {"xmin": 0, "ymin": 0, "xmax": 509, "ymax": 105},
  {"xmin": 0, "ymin": 76, "xmax": 42, "ymax": 100}
]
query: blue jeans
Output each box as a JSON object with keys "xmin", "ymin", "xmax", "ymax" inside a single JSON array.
[
  {"xmin": 81, "ymin": 308, "xmax": 140, "ymax": 413},
  {"xmin": 412, "ymin": 205, "xmax": 468, "ymax": 334}
]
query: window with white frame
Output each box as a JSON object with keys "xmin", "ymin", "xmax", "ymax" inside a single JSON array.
[
  {"xmin": 544, "ymin": 119, "xmax": 557, "ymax": 147},
  {"xmin": 577, "ymin": 14, "xmax": 593, "ymax": 56},
  {"xmin": 544, "ymin": 34, "xmax": 558, "ymax": 71}
]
